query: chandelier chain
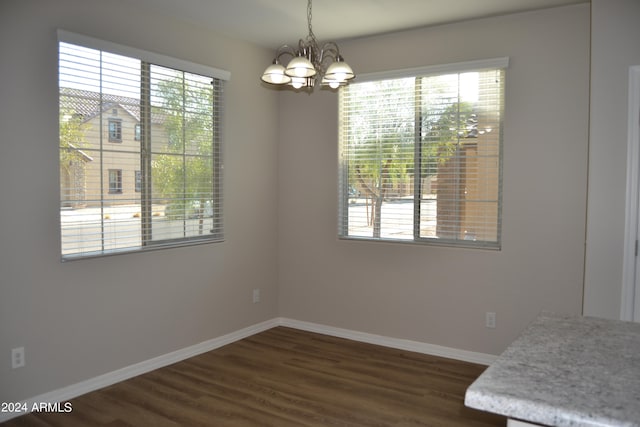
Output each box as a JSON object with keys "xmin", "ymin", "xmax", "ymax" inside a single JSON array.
[{"xmin": 307, "ymin": 0, "xmax": 317, "ymax": 44}]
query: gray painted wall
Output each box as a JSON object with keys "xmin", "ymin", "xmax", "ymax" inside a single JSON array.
[
  {"xmin": 277, "ymin": 4, "xmax": 591, "ymax": 355},
  {"xmin": 0, "ymin": 0, "xmax": 280, "ymax": 402},
  {"xmin": 584, "ymin": 0, "xmax": 640, "ymax": 320},
  {"xmin": 5, "ymin": 0, "xmax": 636, "ymax": 407}
]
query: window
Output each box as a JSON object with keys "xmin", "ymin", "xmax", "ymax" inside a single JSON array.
[
  {"xmin": 338, "ymin": 58, "xmax": 507, "ymax": 249},
  {"xmin": 108, "ymin": 119, "xmax": 122, "ymax": 142},
  {"xmin": 108, "ymin": 169, "xmax": 122, "ymax": 193},
  {"xmin": 58, "ymin": 31, "xmax": 230, "ymax": 260},
  {"xmin": 135, "ymin": 170, "xmax": 142, "ymax": 192}
]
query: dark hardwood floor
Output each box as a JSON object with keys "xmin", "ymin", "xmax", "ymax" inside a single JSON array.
[{"xmin": 3, "ymin": 327, "xmax": 506, "ymax": 426}]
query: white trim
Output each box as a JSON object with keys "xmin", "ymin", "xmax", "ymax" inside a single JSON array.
[
  {"xmin": 356, "ymin": 57, "xmax": 509, "ymax": 83},
  {"xmin": 57, "ymin": 29, "xmax": 231, "ymax": 81},
  {"xmin": 277, "ymin": 318, "xmax": 497, "ymax": 366},
  {"xmin": 0, "ymin": 319, "xmax": 277, "ymax": 423},
  {"xmin": 1, "ymin": 317, "xmax": 497, "ymax": 422},
  {"xmin": 622, "ymin": 65, "xmax": 640, "ymax": 322}
]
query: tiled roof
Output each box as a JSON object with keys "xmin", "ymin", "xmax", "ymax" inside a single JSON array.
[{"xmin": 59, "ymin": 88, "xmax": 166, "ymax": 124}]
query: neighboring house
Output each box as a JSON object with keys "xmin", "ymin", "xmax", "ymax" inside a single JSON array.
[
  {"xmin": 59, "ymin": 88, "xmax": 169, "ymax": 208},
  {"xmin": 436, "ymin": 71, "xmax": 501, "ymax": 243}
]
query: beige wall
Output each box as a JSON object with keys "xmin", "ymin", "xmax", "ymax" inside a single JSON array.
[
  {"xmin": 5, "ymin": 0, "xmax": 620, "ymax": 406},
  {"xmin": 0, "ymin": 0, "xmax": 279, "ymax": 402},
  {"xmin": 584, "ymin": 0, "xmax": 640, "ymax": 319},
  {"xmin": 278, "ymin": 4, "xmax": 591, "ymax": 355}
]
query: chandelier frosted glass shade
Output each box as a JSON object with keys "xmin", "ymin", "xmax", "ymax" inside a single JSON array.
[
  {"xmin": 261, "ymin": 62, "xmax": 292, "ymax": 85},
  {"xmin": 323, "ymin": 57, "xmax": 354, "ymax": 83},
  {"xmin": 285, "ymin": 55, "xmax": 316, "ymax": 78},
  {"xmin": 260, "ymin": 0, "xmax": 355, "ymax": 90}
]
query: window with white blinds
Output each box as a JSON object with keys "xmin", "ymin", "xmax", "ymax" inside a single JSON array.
[
  {"xmin": 338, "ymin": 58, "xmax": 507, "ymax": 249},
  {"xmin": 58, "ymin": 31, "xmax": 229, "ymax": 260}
]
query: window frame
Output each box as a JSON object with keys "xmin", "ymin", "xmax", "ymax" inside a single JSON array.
[
  {"xmin": 108, "ymin": 119, "xmax": 122, "ymax": 142},
  {"xmin": 134, "ymin": 170, "xmax": 142, "ymax": 193},
  {"xmin": 108, "ymin": 169, "xmax": 122, "ymax": 194},
  {"xmin": 338, "ymin": 58, "xmax": 508, "ymax": 250},
  {"xmin": 58, "ymin": 30, "xmax": 230, "ymax": 261}
]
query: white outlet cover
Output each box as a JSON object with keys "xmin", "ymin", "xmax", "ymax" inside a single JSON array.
[
  {"xmin": 486, "ymin": 312, "xmax": 496, "ymax": 328},
  {"xmin": 12, "ymin": 347, "xmax": 25, "ymax": 369}
]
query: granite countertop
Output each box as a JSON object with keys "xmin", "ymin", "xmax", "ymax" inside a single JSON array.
[{"xmin": 465, "ymin": 313, "xmax": 640, "ymax": 427}]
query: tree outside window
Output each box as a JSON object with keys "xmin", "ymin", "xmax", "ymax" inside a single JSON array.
[{"xmin": 338, "ymin": 67, "xmax": 504, "ymax": 248}]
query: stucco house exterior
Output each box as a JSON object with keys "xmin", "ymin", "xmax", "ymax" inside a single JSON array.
[{"xmin": 59, "ymin": 88, "xmax": 169, "ymax": 208}]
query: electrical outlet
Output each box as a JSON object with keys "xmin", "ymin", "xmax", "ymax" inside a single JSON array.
[
  {"xmin": 486, "ymin": 312, "xmax": 496, "ymax": 329},
  {"xmin": 252, "ymin": 289, "xmax": 260, "ymax": 303},
  {"xmin": 12, "ymin": 347, "xmax": 25, "ymax": 369}
]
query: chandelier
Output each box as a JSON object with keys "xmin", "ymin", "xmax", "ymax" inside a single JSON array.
[{"xmin": 261, "ymin": 0, "xmax": 355, "ymax": 90}]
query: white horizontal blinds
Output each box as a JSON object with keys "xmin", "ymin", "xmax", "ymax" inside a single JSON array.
[
  {"xmin": 59, "ymin": 36, "xmax": 224, "ymax": 259},
  {"xmin": 148, "ymin": 65, "xmax": 223, "ymax": 244},
  {"xmin": 57, "ymin": 30, "xmax": 231, "ymax": 82},
  {"xmin": 339, "ymin": 78, "xmax": 417, "ymax": 240},
  {"xmin": 418, "ymin": 69, "xmax": 503, "ymax": 245},
  {"xmin": 59, "ymin": 42, "xmax": 143, "ymax": 256},
  {"xmin": 339, "ymin": 63, "xmax": 505, "ymax": 248}
]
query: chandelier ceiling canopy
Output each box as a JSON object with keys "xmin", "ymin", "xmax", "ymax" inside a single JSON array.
[{"xmin": 261, "ymin": 0, "xmax": 355, "ymax": 90}]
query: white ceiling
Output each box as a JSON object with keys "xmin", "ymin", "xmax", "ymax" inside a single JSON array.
[{"xmin": 133, "ymin": 0, "xmax": 588, "ymax": 49}]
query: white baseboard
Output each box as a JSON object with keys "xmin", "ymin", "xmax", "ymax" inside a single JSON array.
[
  {"xmin": 276, "ymin": 318, "xmax": 497, "ymax": 366},
  {"xmin": 2, "ymin": 317, "xmax": 496, "ymax": 423},
  {"xmin": 0, "ymin": 319, "xmax": 278, "ymax": 423}
]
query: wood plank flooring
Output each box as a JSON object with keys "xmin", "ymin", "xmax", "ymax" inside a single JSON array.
[{"xmin": 3, "ymin": 327, "xmax": 506, "ymax": 426}]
